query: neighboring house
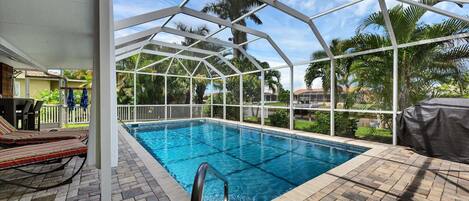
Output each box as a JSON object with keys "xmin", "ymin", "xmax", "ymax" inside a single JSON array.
[
  {"xmin": 294, "ymin": 87, "xmax": 371, "ymax": 108},
  {"xmin": 294, "ymin": 88, "xmax": 331, "ymax": 105},
  {"xmin": 264, "ymin": 86, "xmax": 278, "ymax": 103},
  {"xmin": 13, "ymin": 70, "xmax": 87, "ymax": 98},
  {"xmin": 209, "ymin": 86, "xmax": 279, "ymax": 104}
]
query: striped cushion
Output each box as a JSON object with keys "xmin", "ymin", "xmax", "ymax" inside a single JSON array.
[
  {"xmin": 0, "ymin": 130, "xmax": 89, "ymax": 145},
  {"xmin": 0, "ymin": 116, "xmax": 16, "ymax": 135},
  {"xmin": 0, "ymin": 116, "xmax": 18, "ymax": 132},
  {"xmin": 0, "ymin": 139, "xmax": 87, "ymax": 169}
]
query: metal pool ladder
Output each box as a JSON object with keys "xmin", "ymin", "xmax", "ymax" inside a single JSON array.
[
  {"xmin": 191, "ymin": 162, "xmax": 229, "ymax": 201},
  {"xmin": 118, "ymin": 118, "xmax": 131, "ymax": 133}
]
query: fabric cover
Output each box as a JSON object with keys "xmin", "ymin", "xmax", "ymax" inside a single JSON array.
[
  {"xmin": 397, "ymin": 98, "xmax": 469, "ymax": 163},
  {"xmin": 0, "ymin": 139, "xmax": 87, "ymax": 169}
]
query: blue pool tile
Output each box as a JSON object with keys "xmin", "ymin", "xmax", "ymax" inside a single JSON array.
[
  {"xmin": 259, "ymin": 153, "xmax": 335, "ymax": 186},
  {"xmin": 260, "ymin": 134, "xmax": 297, "ymax": 151},
  {"xmin": 138, "ymin": 137, "xmax": 201, "ymax": 150},
  {"xmin": 133, "ymin": 120, "xmax": 366, "ymax": 201},
  {"xmin": 292, "ymin": 140, "xmax": 359, "ymax": 165},
  {"xmin": 151, "ymin": 143, "xmax": 221, "ymax": 164},
  {"xmin": 225, "ymin": 143, "xmax": 288, "ymax": 165},
  {"xmin": 204, "ymin": 135, "xmax": 254, "ymax": 151},
  {"xmin": 165, "ymin": 152, "xmax": 251, "ymax": 189},
  {"xmin": 193, "ymin": 167, "xmax": 295, "ymax": 201}
]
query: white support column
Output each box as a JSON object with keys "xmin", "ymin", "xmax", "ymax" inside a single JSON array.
[
  {"xmin": 379, "ymin": 0, "xmax": 398, "ymax": 145},
  {"xmin": 392, "ymin": 49, "xmax": 398, "ymax": 145},
  {"xmin": 210, "ymin": 79, "xmax": 214, "ymax": 118},
  {"xmin": 223, "ymin": 78, "xmax": 226, "ymax": 120},
  {"xmin": 260, "ymin": 70, "xmax": 265, "ymax": 126},
  {"xmin": 25, "ymin": 72, "xmax": 30, "ymax": 98},
  {"xmin": 164, "ymin": 75, "xmax": 168, "ymax": 120},
  {"xmin": 58, "ymin": 70, "xmax": 65, "ymax": 128},
  {"xmin": 133, "ymin": 71, "xmax": 137, "ymax": 122},
  {"xmin": 290, "ymin": 66, "xmax": 294, "ymax": 130},
  {"xmin": 239, "ymin": 74, "xmax": 243, "ymax": 122},
  {"xmin": 98, "ymin": 0, "xmax": 117, "ymax": 200},
  {"xmin": 190, "ymin": 77, "xmax": 193, "ymax": 118},
  {"xmin": 330, "ymin": 59, "xmax": 335, "ymax": 136}
]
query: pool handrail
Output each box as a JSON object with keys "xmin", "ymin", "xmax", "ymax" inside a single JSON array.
[
  {"xmin": 191, "ymin": 162, "xmax": 229, "ymax": 201},
  {"xmin": 118, "ymin": 118, "xmax": 131, "ymax": 133}
]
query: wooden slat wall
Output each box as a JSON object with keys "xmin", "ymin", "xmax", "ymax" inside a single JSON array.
[{"xmin": 0, "ymin": 63, "xmax": 13, "ymax": 97}]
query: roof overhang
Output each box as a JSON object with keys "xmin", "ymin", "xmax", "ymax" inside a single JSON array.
[{"xmin": 0, "ymin": 0, "xmax": 96, "ymax": 71}]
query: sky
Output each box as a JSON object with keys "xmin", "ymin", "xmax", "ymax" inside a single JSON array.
[{"xmin": 114, "ymin": 0, "xmax": 468, "ymax": 91}]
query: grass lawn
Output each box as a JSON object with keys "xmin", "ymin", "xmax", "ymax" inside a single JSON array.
[
  {"xmin": 64, "ymin": 123, "xmax": 89, "ymax": 128},
  {"xmin": 265, "ymin": 102, "xmax": 288, "ymax": 106},
  {"xmin": 294, "ymin": 119, "xmax": 318, "ymax": 131},
  {"xmin": 235, "ymin": 115, "xmax": 394, "ymax": 144},
  {"xmin": 355, "ymin": 127, "xmax": 392, "ymax": 143},
  {"xmin": 293, "ymin": 119, "xmax": 392, "ymax": 143}
]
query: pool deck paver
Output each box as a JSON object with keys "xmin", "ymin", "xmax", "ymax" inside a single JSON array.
[
  {"xmin": 300, "ymin": 146, "xmax": 469, "ymax": 200},
  {"xmin": 0, "ymin": 129, "xmax": 174, "ymax": 201}
]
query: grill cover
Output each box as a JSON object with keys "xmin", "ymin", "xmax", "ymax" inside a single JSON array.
[{"xmin": 397, "ymin": 98, "xmax": 469, "ymax": 163}]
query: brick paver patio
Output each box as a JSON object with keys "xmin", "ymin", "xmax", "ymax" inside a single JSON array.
[
  {"xmin": 0, "ymin": 134, "xmax": 171, "ymax": 201},
  {"xmin": 1, "ymin": 132, "xmax": 469, "ymax": 201},
  {"xmin": 306, "ymin": 146, "xmax": 469, "ymax": 201}
]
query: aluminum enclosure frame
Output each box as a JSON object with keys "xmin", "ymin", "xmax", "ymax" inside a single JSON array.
[{"xmin": 114, "ymin": 0, "xmax": 469, "ymax": 146}]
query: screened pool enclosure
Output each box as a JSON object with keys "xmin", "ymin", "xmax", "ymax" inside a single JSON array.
[{"xmin": 114, "ymin": 0, "xmax": 469, "ymax": 146}]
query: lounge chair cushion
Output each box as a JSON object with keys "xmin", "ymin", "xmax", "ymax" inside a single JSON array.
[
  {"xmin": 0, "ymin": 130, "xmax": 89, "ymax": 145},
  {"xmin": 0, "ymin": 139, "xmax": 87, "ymax": 169},
  {"xmin": 0, "ymin": 116, "xmax": 16, "ymax": 135}
]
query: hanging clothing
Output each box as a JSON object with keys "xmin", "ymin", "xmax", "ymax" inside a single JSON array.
[
  {"xmin": 67, "ymin": 88, "xmax": 75, "ymax": 111},
  {"xmin": 80, "ymin": 88, "xmax": 89, "ymax": 111}
]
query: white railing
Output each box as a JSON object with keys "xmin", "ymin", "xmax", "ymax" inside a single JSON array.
[
  {"xmin": 41, "ymin": 104, "xmax": 212, "ymax": 125},
  {"xmin": 117, "ymin": 104, "xmax": 211, "ymax": 122},
  {"xmin": 40, "ymin": 104, "xmax": 91, "ymax": 125},
  {"xmin": 66, "ymin": 106, "xmax": 91, "ymax": 124},
  {"xmin": 40, "ymin": 104, "xmax": 61, "ymax": 124}
]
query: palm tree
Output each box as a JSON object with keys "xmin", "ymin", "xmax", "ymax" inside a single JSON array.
[
  {"xmin": 305, "ymin": 39, "xmax": 359, "ymax": 109},
  {"xmin": 202, "ymin": 0, "xmax": 263, "ymax": 58},
  {"xmin": 352, "ymin": 0, "xmax": 469, "ymax": 109}
]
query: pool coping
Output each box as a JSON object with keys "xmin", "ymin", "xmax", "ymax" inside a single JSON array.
[
  {"xmin": 122, "ymin": 118, "xmax": 390, "ymax": 201},
  {"xmin": 119, "ymin": 126, "xmax": 191, "ymax": 201}
]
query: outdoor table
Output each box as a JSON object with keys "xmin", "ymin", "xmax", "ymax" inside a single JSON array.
[{"xmin": 0, "ymin": 97, "xmax": 34, "ymax": 129}]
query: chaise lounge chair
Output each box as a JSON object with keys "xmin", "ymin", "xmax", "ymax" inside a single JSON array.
[
  {"xmin": 0, "ymin": 116, "xmax": 88, "ymax": 146},
  {"xmin": 0, "ymin": 139, "xmax": 87, "ymax": 190}
]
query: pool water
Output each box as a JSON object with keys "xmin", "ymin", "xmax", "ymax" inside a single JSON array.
[{"xmin": 130, "ymin": 120, "xmax": 367, "ymax": 201}]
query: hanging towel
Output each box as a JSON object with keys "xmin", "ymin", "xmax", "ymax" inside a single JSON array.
[
  {"xmin": 80, "ymin": 88, "xmax": 89, "ymax": 111},
  {"xmin": 67, "ymin": 88, "xmax": 75, "ymax": 111}
]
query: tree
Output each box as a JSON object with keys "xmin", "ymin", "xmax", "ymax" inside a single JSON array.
[
  {"xmin": 202, "ymin": 0, "xmax": 263, "ymax": 58},
  {"xmin": 176, "ymin": 23, "xmax": 226, "ymax": 104},
  {"xmin": 35, "ymin": 89, "xmax": 60, "ymax": 104},
  {"xmin": 116, "ymin": 55, "xmax": 139, "ymax": 104},
  {"xmin": 305, "ymin": 39, "xmax": 359, "ymax": 109},
  {"xmin": 278, "ymin": 87, "xmax": 290, "ymax": 104},
  {"xmin": 352, "ymin": 0, "xmax": 469, "ymax": 109},
  {"xmin": 64, "ymin": 70, "xmax": 92, "ymax": 88}
]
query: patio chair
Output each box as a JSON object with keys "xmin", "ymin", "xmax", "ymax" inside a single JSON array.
[
  {"xmin": 0, "ymin": 116, "xmax": 88, "ymax": 146},
  {"xmin": 0, "ymin": 139, "xmax": 87, "ymax": 190},
  {"xmin": 27, "ymin": 101, "xmax": 44, "ymax": 131},
  {"xmin": 15, "ymin": 101, "xmax": 32, "ymax": 130}
]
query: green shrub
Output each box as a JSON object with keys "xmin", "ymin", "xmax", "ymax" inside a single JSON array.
[
  {"xmin": 269, "ymin": 110, "xmax": 289, "ymax": 128},
  {"xmin": 310, "ymin": 112, "xmax": 358, "ymax": 137}
]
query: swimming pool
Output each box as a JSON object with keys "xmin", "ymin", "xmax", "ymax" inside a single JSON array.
[{"xmin": 129, "ymin": 120, "xmax": 368, "ymax": 201}]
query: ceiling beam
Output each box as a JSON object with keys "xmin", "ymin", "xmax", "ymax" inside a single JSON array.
[{"xmin": 114, "ymin": 5, "xmax": 289, "ymax": 68}]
